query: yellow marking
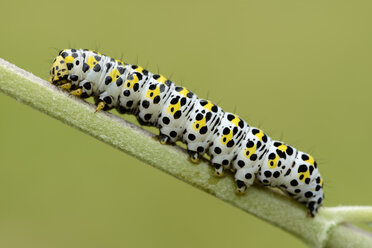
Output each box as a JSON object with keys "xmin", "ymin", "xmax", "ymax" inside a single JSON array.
[
  {"xmin": 95, "ymin": 101, "xmax": 105, "ymax": 112},
  {"xmin": 298, "ymin": 154, "xmax": 316, "ymax": 183},
  {"xmin": 64, "ymin": 55, "xmax": 74, "ymax": 63},
  {"xmin": 203, "ymin": 101, "xmax": 214, "ymax": 111},
  {"xmin": 193, "ymin": 116, "xmax": 206, "ymax": 132},
  {"xmin": 178, "ymin": 87, "xmax": 190, "ymax": 97},
  {"xmin": 298, "ymin": 170, "xmax": 310, "ymax": 182},
  {"xmin": 268, "ymin": 154, "xmax": 280, "ymax": 169},
  {"xmin": 146, "ymin": 86, "xmax": 160, "ymax": 100},
  {"xmin": 135, "ymin": 66, "xmax": 144, "ymax": 73},
  {"xmin": 125, "ymin": 73, "xmax": 139, "ymax": 89},
  {"xmin": 267, "ymin": 144, "xmax": 287, "ymax": 169},
  {"xmin": 157, "ymin": 75, "xmax": 167, "ymax": 84},
  {"xmin": 277, "ymin": 144, "xmax": 288, "ymax": 152},
  {"xmin": 70, "ymin": 88, "xmax": 82, "ymax": 96},
  {"xmin": 115, "ymin": 59, "xmax": 124, "ymax": 64},
  {"xmin": 220, "ymin": 129, "xmax": 233, "ymax": 146},
  {"xmin": 305, "ymin": 155, "xmax": 315, "ymax": 165},
  {"xmin": 109, "ymin": 68, "xmax": 121, "ymax": 81},
  {"xmin": 87, "ymin": 56, "xmax": 98, "ymax": 68},
  {"xmin": 167, "ymin": 100, "xmax": 181, "ymax": 115},
  {"xmin": 254, "ymin": 130, "xmax": 265, "ymax": 141},
  {"xmin": 231, "ymin": 115, "xmax": 241, "ymax": 126},
  {"xmin": 320, "ymin": 177, "xmax": 323, "ymax": 186},
  {"xmin": 244, "ymin": 144, "xmax": 257, "ymax": 160}
]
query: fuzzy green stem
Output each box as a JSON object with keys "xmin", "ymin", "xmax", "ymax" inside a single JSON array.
[
  {"xmin": 322, "ymin": 206, "xmax": 372, "ymax": 224},
  {"xmin": 0, "ymin": 58, "xmax": 371, "ymax": 248}
]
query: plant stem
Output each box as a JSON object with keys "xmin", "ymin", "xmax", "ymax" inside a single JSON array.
[{"xmin": 0, "ymin": 58, "xmax": 371, "ymax": 248}]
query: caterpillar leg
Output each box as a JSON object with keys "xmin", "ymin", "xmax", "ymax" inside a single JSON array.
[
  {"xmin": 307, "ymin": 201, "xmax": 318, "ymax": 218},
  {"xmin": 213, "ymin": 163, "xmax": 224, "ymax": 177},
  {"xmin": 70, "ymin": 88, "xmax": 83, "ymax": 96},
  {"xmin": 235, "ymin": 180, "xmax": 247, "ymax": 194},
  {"xmin": 234, "ymin": 168, "xmax": 255, "ymax": 194},
  {"xmin": 159, "ymin": 133, "xmax": 170, "ymax": 145},
  {"xmin": 59, "ymin": 82, "xmax": 72, "ymax": 90},
  {"xmin": 187, "ymin": 150, "xmax": 200, "ymax": 164},
  {"xmin": 137, "ymin": 116, "xmax": 150, "ymax": 126},
  {"xmin": 95, "ymin": 101, "xmax": 105, "ymax": 112},
  {"xmin": 79, "ymin": 80, "xmax": 93, "ymax": 98},
  {"xmin": 96, "ymin": 93, "xmax": 114, "ymax": 112}
]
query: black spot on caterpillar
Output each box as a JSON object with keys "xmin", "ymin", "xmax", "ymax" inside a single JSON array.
[{"xmin": 49, "ymin": 49, "xmax": 324, "ymax": 217}]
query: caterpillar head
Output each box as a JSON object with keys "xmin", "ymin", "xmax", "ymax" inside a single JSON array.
[{"xmin": 49, "ymin": 55, "xmax": 69, "ymax": 85}]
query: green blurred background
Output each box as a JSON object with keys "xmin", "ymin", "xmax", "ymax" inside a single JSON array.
[{"xmin": 0, "ymin": 0, "xmax": 371, "ymax": 247}]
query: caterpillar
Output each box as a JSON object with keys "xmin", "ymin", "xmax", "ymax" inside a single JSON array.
[{"xmin": 49, "ymin": 48, "xmax": 324, "ymax": 217}]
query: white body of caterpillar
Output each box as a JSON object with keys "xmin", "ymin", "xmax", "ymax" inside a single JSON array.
[{"xmin": 49, "ymin": 49, "xmax": 324, "ymax": 216}]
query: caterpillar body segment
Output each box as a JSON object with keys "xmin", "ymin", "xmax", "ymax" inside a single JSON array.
[
  {"xmin": 209, "ymin": 113, "xmax": 249, "ymax": 176},
  {"xmin": 49, "ymin": 48, "xmax": 324, "ymax": 217},
  {"xmin": 232, "ymin": 127, "xmax": 272, "ymax": 193},
  {"xmin": 183, "ymin": 99, "xmax": 224, "ymax": 163},
  {"xmin": 158, "ymin": 85, "xmax": 198, "ymax": 144}
]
